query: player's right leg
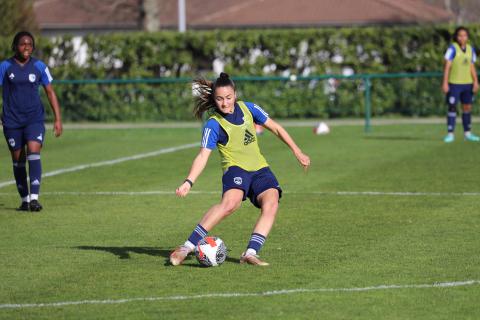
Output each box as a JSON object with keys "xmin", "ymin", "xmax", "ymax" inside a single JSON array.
[
  {"xmin": 12, "ymin": 148, "xmax": 29, "ymax": 211},
  {"xmin": 444, "ymin": 86, "xmax": 458, "ymax": 143},
  {"xmin": 3, "ymin": 127, "xmax": 29, "ymax": 210},
  {"xmin": 170, "ymin": 188, "xmax": 244, "ymax": 266}
]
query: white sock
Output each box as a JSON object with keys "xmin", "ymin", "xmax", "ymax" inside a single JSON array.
[
  {"xmin": 465, "ymin": 131, "xmax": 471, "ymax": 136},
  {"xmin": 183, "ymin": 240, "xmax": 195, "ymax": 251},
  {"xmin": 21, "ymin": 195, "xmax": 30, "ymax": 203},
  {"xmin": 30, "ymin": 194, "xmax": 39, "ymax": 201},
  {"xmin": 448, "ymin": 132, "xmax": 454, "ymax": 137},
  {"xmin": 246, "ymin": 248, "xmax": 257, "ymax": 256}
]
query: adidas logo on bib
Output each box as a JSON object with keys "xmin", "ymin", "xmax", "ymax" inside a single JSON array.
[{"xmin": 244, "ymin": 129, "xmax": 256, "ymax": 145}]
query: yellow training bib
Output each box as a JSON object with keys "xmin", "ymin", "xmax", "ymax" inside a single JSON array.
[
  {"xmin": 210, "ymin": 101, "xmax": 269, "ymax": 172},
  {"xmin": 449, "ymin": 43, "xmax": 474, "ymax": 85}
]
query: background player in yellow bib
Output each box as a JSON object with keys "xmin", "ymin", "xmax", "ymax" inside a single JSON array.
[
  {"xmin": 170, "ymin": 73, "xmax": 310, "ymax": 266},
  {"xmin": 442, "ymin": 26, "xmax": 479, "ymax": 143}
]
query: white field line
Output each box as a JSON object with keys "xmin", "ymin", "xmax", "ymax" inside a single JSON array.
[
  {"xmin": 313, "ymin": 191, "xmax": 480, "ymax": 196},
  {"xmin": 0, "ymin": 280, "xmax": 478, "ymax": 310},
  {"xmin": 0, "ymin": 143, "xmax": 198, "ymax": 189},
  {"xmin": 1, "ymin": 190, "xmax": 480, "ymax": 197}
]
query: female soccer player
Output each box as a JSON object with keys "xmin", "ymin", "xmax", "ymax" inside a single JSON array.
[
  {"xmin": 442, "ymin": 26, "xmax": 479, "ymax": 143},
  {"xmin": 170, "ymin": 73, "xmax": 310, "ymax": 266},
  {"xmin": 0, "ymin": 31, "xmax": 63, "ymax": 211}
]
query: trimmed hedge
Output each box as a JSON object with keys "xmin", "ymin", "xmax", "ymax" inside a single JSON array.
[{"xmin": 1, "ymin": 25, "xmax": 479, "ymax": 121}]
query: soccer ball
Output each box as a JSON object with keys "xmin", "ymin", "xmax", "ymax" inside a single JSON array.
[{"xmin": 195, "ymin": 236, "xmax": 227, "ymax": 267}]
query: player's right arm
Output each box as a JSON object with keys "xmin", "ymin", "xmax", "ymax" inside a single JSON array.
[
  {"xmin": 176, "ymin": 147, "xmax": 212, "ymax": 197},
  {"xmin": 0, "ymin": 61, "xmax": 12, "ymax": 125},
  {"xmin": 442, "ymin": 60, "xmax": 452, "ymax": 94},
  {"xmin": 0, "ymin": 61, "xmax": 8, "ymax": 87},
  {"xmin": 442, "ymin": 45, "xmax": 454, "ymax": 94},
  {"xmin": 176, "ymin": 119, "xmax": 219, "ymax": 197}
]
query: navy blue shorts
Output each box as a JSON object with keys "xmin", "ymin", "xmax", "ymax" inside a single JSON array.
[
  {"xmin": 447, "ymin": 83, "xmax": 474, "ymax": 105},
  {"xmin": 222, "ymin": 166, "xmax": 282, "ymax": 208},
  {"xmin": 3, "ymin": 122, "xmax": 45, "ymax": 151}
]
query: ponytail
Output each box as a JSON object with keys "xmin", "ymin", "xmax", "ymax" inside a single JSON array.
[
  {"xmin": 192, "ymin": 78, "xmax": 214, "ymax": 119},
  {"xmin": 193, "ymin": 72, "xmax": 236, "ymax": 119}
]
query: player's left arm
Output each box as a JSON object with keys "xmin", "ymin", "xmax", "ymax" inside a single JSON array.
[
  {"xmin": 472, "ymin": 65, "xmax": 478, "ymax": 93},
  {"xmin": 43, "ymin": 84, "xmax": 63, "ymax": 137},
  {"xmin": 37, "ymin": 61, "xmax": 63, "ymax": 137},
  {"xmin": 471, "ymin": 47, "xmax": 478, "ymax": 93},
  {"xmin": 263, "ymin": 118, "xmax": 310, "ymax": 171}
]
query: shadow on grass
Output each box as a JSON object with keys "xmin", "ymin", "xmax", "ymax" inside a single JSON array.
[
  {"xmin": 74, "ymin": 246, "xmax": 171, "ymax": 259},
  {"xmin": 0, "ymin": 202, "xmax": 23, "ymax": 212},
  {"xmin": 73, "ymin": 245, "xmax": 240, "ymax": 267}
]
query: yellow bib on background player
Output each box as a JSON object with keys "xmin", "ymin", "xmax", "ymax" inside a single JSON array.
[
  {"xmin": 210, "ymin": 101, "xmax": 269, "ymax": 172},
  {"xmin": 449, "ymin": 43, "xmax": 474, "ymax": 84}
]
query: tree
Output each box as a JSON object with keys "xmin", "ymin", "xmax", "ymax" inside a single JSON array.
[{"xmin": 0, "ymin": 0, "xmax": 38, "ymax": 37}]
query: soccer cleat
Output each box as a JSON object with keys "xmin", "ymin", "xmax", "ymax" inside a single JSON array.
[
  {"xmin": 240, "ymin": 252, "xmax": 269, "ymax": 266},
  {"xmin": 17, "ymin": 201, "xmax": 30, "ymax": 211},
  {"xmin": 29, "ymin": 200, "xmax": 43, "ymax": 212},
  {"xmin": 169, "ymin": 246, "xmax": 191, "ymax": 266},
  {"xmin": 464, "ymin": 132, "xmax": 480, "ymax": 142},
  {"xmin": 443, "ymin": 134, "xmax": 455, "ymax": 143}
]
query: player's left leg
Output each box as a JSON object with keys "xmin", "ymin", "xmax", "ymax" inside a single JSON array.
[
  {"xmin": 25, "ymin": 123, "xmax": 46, "ymax": 211},
  {"xmin": 241, "ymin": 189, "xmax": 279, "ymax": 266},
  {"xmin": 26, "ymin": 141, "xmax": 43, "ymax": 211},
  {"xmin": 460, "ymin": 86, "xmax": 479, "ymax": 142},
  {"xmin": 462, "ymin": 104, "xmax": 480, "ymax": 142},
  {"xmin": 241, "ymin": 167, "xmax": 282, "ymax": 266}
]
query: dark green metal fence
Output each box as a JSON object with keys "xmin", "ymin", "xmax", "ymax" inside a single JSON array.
[{"xmin": 48, "ymin": 72, "xmax": 475, "ymax": 132}]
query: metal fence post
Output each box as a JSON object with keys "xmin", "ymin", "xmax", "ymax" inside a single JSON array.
[{"xmin": 364, "ymin": 76, "xmax": 372, "ymax": 133}]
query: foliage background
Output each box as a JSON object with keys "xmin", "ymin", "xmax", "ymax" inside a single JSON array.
[{"xmin": 1, "ymin": 25, "xmax": 479, "ymax": 121}]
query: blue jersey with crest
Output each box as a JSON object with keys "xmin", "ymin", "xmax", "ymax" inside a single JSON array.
[{"xmin": 0, "ymin": 57, "xmax": 53, "ymax": 128}]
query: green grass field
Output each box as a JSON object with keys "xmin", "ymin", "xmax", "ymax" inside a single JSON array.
[{"xmin": 0, "ymin": 123, "xmax": 479, "ymax": 319}]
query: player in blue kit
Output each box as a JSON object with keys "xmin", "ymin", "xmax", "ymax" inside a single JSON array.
[
  {"xmin": 0, "ymin": 31, "xmax": 63, "ymax": 211},
  {"xmin": 170, "ymin": 73, "xmax": 310, "ymax": 266}
]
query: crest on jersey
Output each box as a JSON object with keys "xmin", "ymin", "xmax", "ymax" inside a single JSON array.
[
  {"xmin": 9, "ymin": 73, "xmax": 14, "ymax": 80},
  {"xmin": 233, "ymin": 177, "xmax": 243, "ymax": 185},
  {"xmin": 29, "ymin": 74, "xmax": 36, "ymax": 82}
]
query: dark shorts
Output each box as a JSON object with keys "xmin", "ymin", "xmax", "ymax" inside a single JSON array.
[
  {"xmin": 222, "ymin": 166, "xmax": 282, "ymax": 208},
  {"xmin": 3, "ymin": 122, "xmax": 45, "ymax": 151},
  {"xmin": 447, "ymin": 83, "xmax": 474, "ymax": 105}
]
